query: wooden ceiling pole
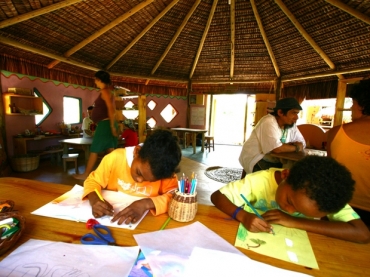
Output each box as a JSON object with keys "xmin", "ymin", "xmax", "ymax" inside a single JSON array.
[
  {"xmin": 229, "ymin": 0, "xmax": 235, "ymax": 80},
  {"xmin": 0, "ymin": 35, "xmax": 98, "ymax": 71},
  {"xmin": 251, "ymin": 0, "xmax": 280, "ymax": 77},
  {"xmin": 0, "ymin": 0, "xmax": 84, "ymax": 29},
  {"xmin": 282, "ymin": 66, "xmax": 370, "ymax": 82},
  {"xmin": 150, "ymin": 0, "xmax": 202, "ymax": 75},
  {"xmin": 47, "ymin": 0, "xmax": 154, "ymax": 69},
  {"xmin": 325, "ymin": 0, "xmax": 370, "ymax": 25},
  {"xmin": 189, "ymin": 0, "xmax": 218, "ymax": 79},
  {"xmin": 274, "ymin": 0, "xmax": 344, "ymax": 80},
  {"xmin": 106, "ymin": 0, "xmax": 180, "ymax": 71}
]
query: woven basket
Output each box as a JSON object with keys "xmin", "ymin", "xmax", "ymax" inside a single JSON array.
[
  {"xmin": 11, "ymin": 154, "xmax": 40, "ymax": 172},
  {"xmin": 168, "ymin": 191, "xmax": 198, "ymax": 222},
  {"xmin": 0, "ymin": 211, "xmax": 26, "ymax": 256}
]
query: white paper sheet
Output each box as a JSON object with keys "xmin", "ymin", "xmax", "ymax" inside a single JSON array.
[
  {"xmin": 184, "ymin": 247, "xmax": 312, "ymax": 277},
  {"xmin": 31, "ymin": 185, "xmax": 148, "ymax": 229},
  {"xmin": 0, "ymin": 239, "xmax": 139, "ymax": 277},
  {"xmin": 133, "ymin": 221, "xmax": 245, "ymax": 277}
]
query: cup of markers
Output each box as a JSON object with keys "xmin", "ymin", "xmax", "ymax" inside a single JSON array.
[{"xmin": 168, "ymin": 173, "xmax": 198, "ymax": 222}]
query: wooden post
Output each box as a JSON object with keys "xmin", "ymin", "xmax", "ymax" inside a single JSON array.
[
  {"xmin": 333, "ymin": 80, "xmax": 347, "ymax": 127},
  {"xmin": 138, "ymin": 95, "xmax": 146, "ymax": 143},
  {"xmin": 275, "ymin": 78, "xmax": 282, "ymax": 101},
  {"xmin": 186, "ymin": 80, "xmax": 192, "ymax": 127}
]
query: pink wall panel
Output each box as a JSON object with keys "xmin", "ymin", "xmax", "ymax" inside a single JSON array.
[{"xmin": 1, "ymin": 72, "xmax": 188, "ymax": 157}]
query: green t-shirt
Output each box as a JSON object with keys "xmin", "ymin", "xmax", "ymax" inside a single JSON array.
[{"xmin": 219, "ymin": 168, "xmax": 360, "ymax": 222}]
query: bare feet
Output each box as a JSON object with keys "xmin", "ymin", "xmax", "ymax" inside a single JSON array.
[{"xmin": 72, "ymin": 173, "xmax": 88, "ymax": 180}]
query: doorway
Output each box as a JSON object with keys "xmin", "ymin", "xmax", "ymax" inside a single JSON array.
[{"xmin": 208, "ymin": 94, "xmax": 250, "ymax": 145}]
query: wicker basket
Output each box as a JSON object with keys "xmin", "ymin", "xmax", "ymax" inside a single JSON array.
[
  {"xmin": 0, "ymin": 210, "xmax": 25, "ymax": 256},
  {"xmin": 168, "ymin": 191, "xmax": 198, "ymax": 222},
  {"xmin": 11, "ymin": 154, "xmax": 40, "ymax": 172}
]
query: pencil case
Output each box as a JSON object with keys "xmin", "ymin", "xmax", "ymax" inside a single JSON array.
[
  {"xmin": 0, "ymin": 201, "xmax": 26, "ymax": 256},
  {"xmin": 168, "ymin": 190, "xmax": 198, "ymax": 222}
]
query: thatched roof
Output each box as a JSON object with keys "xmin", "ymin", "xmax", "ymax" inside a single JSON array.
[{"xmin": 0, "ymin": 0, "xmax": 370, "ymax": 95}]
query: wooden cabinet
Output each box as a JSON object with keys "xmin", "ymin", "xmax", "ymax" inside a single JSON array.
[{"xmin": 4, "ymin": 93, "xmax": 43, "ymax": 115}]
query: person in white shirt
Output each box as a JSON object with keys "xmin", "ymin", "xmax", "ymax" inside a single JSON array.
[
  {"xmin": 82, "ymin": 106, "xmax": 95, "ymax": 138},
  {"xmin": 239, "ymin": 97, "xmax": 306, "ymax": 175}
]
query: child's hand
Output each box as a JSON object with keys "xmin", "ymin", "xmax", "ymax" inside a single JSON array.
[
  {"xmin": 240, "ymin": 211, "xmax": 273, "ymax": 233},
  {"xmin": 262, "ymin": 209, "xmax": 294, "ymax": 227},
  {"xmin": 111, "ymin": 199, "xmax": 153, "ymax": 225},
  {"xmin": 88, "ymin": 192, "xmax": 114, "ymax": 218}
]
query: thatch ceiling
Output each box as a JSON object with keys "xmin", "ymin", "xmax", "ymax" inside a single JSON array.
[{"xmin": 0, "ymin": 0, "xmax": 370, "ymax": 94}]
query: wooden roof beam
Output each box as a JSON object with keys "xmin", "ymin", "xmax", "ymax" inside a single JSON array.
[
  {"xmin": 189, "ymin": 0, "xmax": 218, "ymax": 79},
  {"xmin": 251, "ymin": 0, "xmax": 280, "ymax": 77},
  {"xmin": 150, "ymin": 0, "xmax": 201, "ymax": 75},
  {"xmin": 106, "ymin": 0, "xmax": 180, "ymax": 71},
  {"xmin": 274, "ymin": 0, "xmax": 344, "ymax": 79},
  {"xmin": 282, "ymin": 66, "xmax": 370, "ymax": 82},
  {"xmin": 0, "ymin": 0, "xmax": 84, "ymax": 29},
  {"xmin": 0, "ymin": 35, "xmax": 98, "ymax": 72},
  {"xmin": 325, "ymin": 0, "xmax": 370, "ymax": 25},
  {"xmin": 229, "ymin": 0, "xmax": 235, "ymax": 80},
  {"xmin": 47, "ymin": 0, "xmax": 154, "ymax": 69}
]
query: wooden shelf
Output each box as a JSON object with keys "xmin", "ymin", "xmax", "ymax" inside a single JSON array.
[{"xmin": 4, "ymin": 93, "xmax": 43, "ymax": 115}]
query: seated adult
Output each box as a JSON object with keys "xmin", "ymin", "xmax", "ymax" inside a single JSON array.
[
  {"xmin": 327, "ymin": 78, "xmax": 370, "ymax": 212},
  {"xmin": 82, "ymin": 106, "xmax": 95, "ymax": 138},
  {"xmin": 239, "ymin": 97, "xmax": 306, "ymax": 175},
  {"xmin": 120, "ymin": 119, "xmax": 139, "ymax": 147}
]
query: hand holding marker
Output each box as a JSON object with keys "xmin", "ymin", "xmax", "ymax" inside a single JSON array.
[{"xmin": 240, "ymin": 193, "xmax": 275, "ymax": 235}]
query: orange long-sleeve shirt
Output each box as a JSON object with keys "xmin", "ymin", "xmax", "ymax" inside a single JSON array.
[{"xmin": 83, "ymin": 148, "xmax": 178, "ymax": 215}]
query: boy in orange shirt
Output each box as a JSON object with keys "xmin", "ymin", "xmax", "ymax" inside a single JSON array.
[{"xmin": 83, "ymin": 129, "xmax": 181, "ymax": 225}]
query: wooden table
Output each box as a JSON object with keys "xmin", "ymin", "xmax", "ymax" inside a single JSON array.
[
  {"xmin": 171, "ymin": 128, "xmax": 208, "ymax": 154},
  {"xmin": 270, "ymin": 149, "xmax": 327, "ymax": 168},
  {"xmin": 1, "ymin": 177, "xmax": 370, "ymax": 276},
  {"xmin": 59, "ymin": 137, "xmax": 93, "ymax": 163},
  {"xmin": 13, "ymin": 134, "xmax": 80, "ymax": 155}
]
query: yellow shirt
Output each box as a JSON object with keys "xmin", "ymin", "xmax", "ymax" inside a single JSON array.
[{"xmin": 83, "ymin": 148, "xmax": 178, "ymax": 215}]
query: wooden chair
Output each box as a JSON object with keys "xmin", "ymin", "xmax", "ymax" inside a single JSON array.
[
  {"xmin": 297, "ymin": 124, "xmax": 328, "ymax": 150},
  {"xmin": 62, "ymin": 153, "xmax": 79, "ymax": 173},
  {"xmin": 204, "ymin": 136, "xmax": 215, "ymax": 152}
]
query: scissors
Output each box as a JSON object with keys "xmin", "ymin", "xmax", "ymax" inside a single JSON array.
[{"xmin": 80, "ymin": 224, "xmax": 117, "ymax": 246}]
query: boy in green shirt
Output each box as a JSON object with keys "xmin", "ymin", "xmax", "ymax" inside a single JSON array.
[{"xmin": 211, "ymin": 156, "xmax": 370, "ymax": 243}]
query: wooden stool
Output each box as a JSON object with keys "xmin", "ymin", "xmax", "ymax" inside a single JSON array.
[
  {"xmin": 62, "ymin": 153, "xmax": 79, "ymax": 173},
  {"xmin": 204, "ymin": 136, "xmax": 215, "ymax": 152}
]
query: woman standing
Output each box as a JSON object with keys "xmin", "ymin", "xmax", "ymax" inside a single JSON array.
[
  {"xmin": 327, "ymin": 78, "xmax": 370, "ymax": 211},
  {"xmin": 73, "ymin": 70, "xmax": 118, "ymax": 180}
]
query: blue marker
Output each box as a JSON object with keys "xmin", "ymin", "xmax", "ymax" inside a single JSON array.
[{"xmin": 240, "ymin": 194, "xmax": 275, "ymax": 235}]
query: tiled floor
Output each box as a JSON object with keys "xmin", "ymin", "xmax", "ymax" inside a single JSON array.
[{"xmin": 8, "ymin": 144, "xmax": 243, "ymax": 206}]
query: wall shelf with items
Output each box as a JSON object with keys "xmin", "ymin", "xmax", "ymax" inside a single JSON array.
[{"xmin": 3, "ymin": 93, "xmax": 43, "ymax": 115}]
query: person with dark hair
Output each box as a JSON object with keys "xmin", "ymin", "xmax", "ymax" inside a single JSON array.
[
  {"xmin": 211, "ymin": 156, "xmax": 370, "ymax": 243},
  {"xmin": 74, "ymin": 70, "xmax": 118, "ymax": 180},
  {"xmin": 83, "ymin": 129, "xmax": 182, "ymax": 225},
  {"xmin": 327, "ymin": 78, "xmax": 370, "ymax": 211},
  {"xmin": 120, "ymin": 119, "xmax": 139, "ymax": 147},
  {"xmin": 82, "ymin": 106, "xmax": 95, "ymax": 138},
  {"xmin": 239, "ymin": 97, "xmax": 306, "ymax": 175}
]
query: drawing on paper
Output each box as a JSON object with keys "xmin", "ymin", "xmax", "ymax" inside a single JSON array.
[{"xmin": 235, "ymin": 223, "xmax": 319, "ymax": 269}]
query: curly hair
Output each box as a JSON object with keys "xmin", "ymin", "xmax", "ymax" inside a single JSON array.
[
  {"xmin": 138, "ymin": 129, "xmax": 181, "ymax": 179},
  {"xmin": 350, "ymin": 79, "xmax": 370, "ymax": 115},
  {"xmin": 94, "ymin": 70, "xmax": 111, "ymax": 85},
  {"xmin": 287, "ymin": 156, "xmax": 355, "ymax": 213}
]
